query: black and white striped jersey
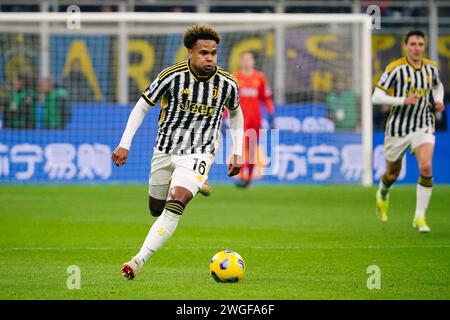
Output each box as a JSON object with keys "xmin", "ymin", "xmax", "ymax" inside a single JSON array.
[
  {"xmin": 141, "ymin": 60, "xmax": 240, "ymax": 155},
  {"xmin": 376, "ymin": 57, "xmax": 441, "ymax": 137}
]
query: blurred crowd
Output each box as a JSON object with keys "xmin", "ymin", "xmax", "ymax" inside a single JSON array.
[
  {"xmin": 1, "ymin": 0, "xmax": 445, "ymax": 16},
  {"xmin": 0, "ymin": 1, "xmax": 448, "ymax": 132},
  {"xmin": 0, "ymin": 58, "xmax": 95, "ymax": 130}
]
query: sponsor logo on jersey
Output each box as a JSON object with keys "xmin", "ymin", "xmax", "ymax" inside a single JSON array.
[
  {"xmin": 407, "ymin": 87, "xmax": 429, "ymax": 98},
  {"xmin": 178, "ymin": 100, "xmax": 215, "ymax": 117}
]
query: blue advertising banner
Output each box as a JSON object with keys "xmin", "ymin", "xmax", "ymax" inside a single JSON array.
[{"xmin": 0, "ymin": 104, "xmax": 449, "ymax": 184}]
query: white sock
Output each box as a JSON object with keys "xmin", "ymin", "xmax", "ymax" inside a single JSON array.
[
  {"xmin": 135, "ymin": 209, "xmax": 181, "ymax": 263},
  {"xmin": 415, "ymin": 184, "xmax": 432, "ymax": 218}
]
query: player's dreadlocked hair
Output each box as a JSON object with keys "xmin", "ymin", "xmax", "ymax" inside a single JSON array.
[{"xmin": 183, "ymin": 25, "xmax": 221, "ymax": 49}]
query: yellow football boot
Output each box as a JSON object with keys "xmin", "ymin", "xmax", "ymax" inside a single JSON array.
[
  {"xmin": 199, "ymin": 180, "xmax": 212, "ymax": 197},
  {"xmin": 413, "ymin": 216, "xmax": 431, "ymax": 233},
  {"xmin": 376, "ymin": 190, "xmax": 389, "ymax": 222}
]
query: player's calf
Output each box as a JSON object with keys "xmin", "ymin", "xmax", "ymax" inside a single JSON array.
[
  {"xmin": 149, "ymin": 197, "xmax": 165, "ymax": 217},
  {"xmin": 384, "ymin": 171, "xmax": 400, "ymax": 183}
]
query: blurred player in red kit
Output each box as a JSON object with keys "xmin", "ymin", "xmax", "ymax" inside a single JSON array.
[{"xmin": 225, "ymin": 51, "xmax": 275, "ymax": 188}]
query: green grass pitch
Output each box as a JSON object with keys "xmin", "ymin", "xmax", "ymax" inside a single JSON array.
[{"xmin": 0, "ymin": 185, "xmax": 449, "ymax": 300}]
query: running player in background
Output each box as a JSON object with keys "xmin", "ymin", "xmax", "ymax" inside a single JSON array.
[
  {"xmin": 112, "ymin": 25, "xmax": 244, "ymax": 279},
  {"xmin": 227, "ymin": 51, "xmax": 275, "ymax": 188},
  {"xmin": 372, "ymin": 30, "xmax": 445, "ymax": 233}
]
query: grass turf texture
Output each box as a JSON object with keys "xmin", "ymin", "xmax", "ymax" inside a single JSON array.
[{"xmin": 0, "ymin": 185, "xmax": 449, "ymax": 300}]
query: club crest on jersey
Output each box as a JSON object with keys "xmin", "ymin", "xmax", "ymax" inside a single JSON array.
[
  {"xmin": 182, "ymin": 88, "xmax": 190, "ymax": 95},
  {"xmin": 213, "ymin": 87, "xmax": 219, "ymax": 99}
]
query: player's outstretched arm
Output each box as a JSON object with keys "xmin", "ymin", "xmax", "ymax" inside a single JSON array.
[
  {"xmin": 227, "ymin": 106, "xmax": 244, "ymax": 177},
  {"xmin": 112, "ymin": 97, "xmax": 151, "ymax": 167},
  {"xmin": 261, "ymin": 74, "xmax": 276, "ymax": 128},
  {"xmin": 372, "ymin": 87, "xmax": 418, "ymax": 106}
]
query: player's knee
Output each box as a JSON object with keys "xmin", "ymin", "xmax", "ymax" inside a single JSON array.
[
  {"xmin": 168, "ymin": 186, "xmax": 193, "ymax": 204},
  {"xmin": 386, "ymin": 170, "xmax": 400, "ymax": 181},
  {"xmin": 419, "ymin": 162, "xmax": 432, "ymax": 177}
]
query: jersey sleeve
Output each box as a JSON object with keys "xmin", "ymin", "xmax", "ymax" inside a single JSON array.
[
  {"xmin": 141, "ymin": 75, "xmax": 171, "ymax": 106},
  {"xmin": 432, "ymin": 66, "xmax": 442, "ymax": 87},
  {"xmin": 226, "ymin": 82, "xmax": 240, "ymax": 111},
  {"xmin": 376, "ymin": 67, "xmax": 397, "ymax": 92}
]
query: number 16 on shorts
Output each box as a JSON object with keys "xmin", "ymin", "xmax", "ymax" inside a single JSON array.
[{"xmin": 193, "ymin": 158, "xmax": 208, "ymax": 176}]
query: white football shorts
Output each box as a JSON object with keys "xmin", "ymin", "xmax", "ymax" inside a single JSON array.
[
  {"xmin": 148, "ymin": 149, "xmax": 214, "ymax": 200},
  {"xmin": 384, "ymin": 127, "xmax": 435, "ymax": 162}
]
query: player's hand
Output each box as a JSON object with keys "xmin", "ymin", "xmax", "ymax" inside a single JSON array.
[
  {"xmin": 403, "ymin": 94, "xmax": 419, "ymax": 105},
  {"xmin": 435, "ymin": 101, "xmax": 445, "ymax": 112},
  {"xmin": 112, "ymin": 146, "xmax": 129, "ymax": 167},
  {"xmin": 227, "ymin": 154, "xmax": 242, "ymax": 177}
]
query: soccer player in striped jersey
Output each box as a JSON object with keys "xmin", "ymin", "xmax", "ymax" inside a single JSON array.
[
  {"xmin": 372, "ymin": 30, "xmax": 445, "ymax": 233},
  {"xmin": 112, "ymin": 25, "xmax": 244, "ymax": 279}
]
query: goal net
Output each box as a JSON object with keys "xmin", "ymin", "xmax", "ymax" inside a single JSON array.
[{"xmin": 0, "ymin": 12, "xmax": 372, "ymax": 185}]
